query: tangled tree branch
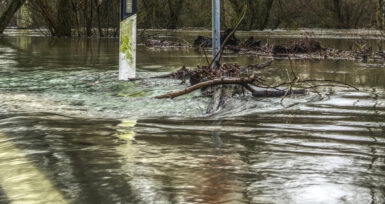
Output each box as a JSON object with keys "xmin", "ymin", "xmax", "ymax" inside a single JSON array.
[
  {"xmin": 135, "ymin": 27, "xmax": 359, "ymax": 112},
  {"xmin": 155, "ymin": 75, "xmax": 257, "ymax": 99},
  {"xmin": 152, "ymin": 59, "xmax": 358, "ymax": 102}
]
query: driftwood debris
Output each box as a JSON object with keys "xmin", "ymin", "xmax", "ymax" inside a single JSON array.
[
  {"xmin": 272, "ymin": 37, "xmax": 324, "ymax": 54},
  {"xmin": 145, "ymin": 39, "xmax": 190, "ymax": 48},
  {"xmin": 149, "ymin": 60, "xmax": 358, "ymax": 97},
  {"xmin": 138, "ymin": 6, "xmax": 358, "ymax": 114},
  {"xmin": 149, "ymin": 57, "xmax": 358, "ymax": 114},
  {"xmin": 149, "ymin": 6, "xmax": 358, "ymax": 114},
  {"xmin": 190, "ymin": 33, "xmax": 378, "ymax": 61},
  {"xmin": 155, "ymin": 75, "xmax": 257, "ymax": 99},
  {"xmin": 247, "ymin": 88, "xmax": 307, "ymax": 98},
  {"xmin": 194, "ymin": 28, "xmax": 240, "ymax": 48},
  {"xmin": 243, "ymin": 37, "xmax": 261, "ymax": 48}
]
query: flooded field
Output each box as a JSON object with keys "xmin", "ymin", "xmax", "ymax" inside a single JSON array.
[{"xmin": 0, "ymin": 30, "xmax": 385, "ymax": 204}]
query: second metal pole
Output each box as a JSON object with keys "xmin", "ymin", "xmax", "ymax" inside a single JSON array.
[{"xmin": 212, "ymin": 0, "xmax": 220, "ymax": 68}]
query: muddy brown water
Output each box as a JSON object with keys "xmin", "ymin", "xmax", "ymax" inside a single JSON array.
[{"xmin": 0, "ymin": 30, "xmax": 385, "ymax": 204}]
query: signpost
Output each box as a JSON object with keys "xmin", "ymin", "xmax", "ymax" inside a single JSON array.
[
  {"xmin": 119, "ymin": 0, "xmax": 137, "ymax": 80},
  {"xmin": 119, "ymin": 0, "xmax": 221, "ymax": 79},
  {"xmin": 212, "ymin": 0, "xmax": 220, "ymax": 68}
]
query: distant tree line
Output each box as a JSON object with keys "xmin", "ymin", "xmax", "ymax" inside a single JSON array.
[{"xmin": 0, "ymin": 0, "xmax": 383, "ymax": 37}]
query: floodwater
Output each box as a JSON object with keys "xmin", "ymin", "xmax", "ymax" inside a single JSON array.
[{"xmin": 0, "ymin": 29, "xmax": 385, "ymax": 204}]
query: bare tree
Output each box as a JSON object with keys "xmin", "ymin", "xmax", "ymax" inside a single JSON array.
[
  {"xmin": 325, "ymin": 0, "xmax": 370, "ymax": 29},
  {"xmin": 260, "ymin": 0, "xmax": 274, "ymax": 29},
  {"xmin": 166, "ymin": 0, "xmax": 183, "ymax": 29},
  {"xmin": 2, "ymin": 0, "xmax": 381, "ymax": 36},
  {"xmin": 0, "ymin": 0, "xmax": 26, "ymax": 33},
  {"xmin": 56, "ymin": 0, "xmax": 73, "ymax": 37},
  {"xmin": 379, "ymin": 0, "xmax": 385, "ymax": 29}
]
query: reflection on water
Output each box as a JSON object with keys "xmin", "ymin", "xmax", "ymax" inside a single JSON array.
[
  {"xmin": 0, "ymin": 30, "xmax": 385, "ymax": 203},
  {"xmin": 0, "ymin": 132, "xmax": 66, "ymax": 204}
]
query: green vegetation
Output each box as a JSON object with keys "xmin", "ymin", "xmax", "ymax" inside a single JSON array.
[{"xmin": 120, "ymin": 16, "xmax": 135, "ymax": 62}]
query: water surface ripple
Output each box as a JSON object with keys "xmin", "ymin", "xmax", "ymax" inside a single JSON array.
[{"xmin": 0, "ymin": 32, "xmax": 385, "ymax": 204}]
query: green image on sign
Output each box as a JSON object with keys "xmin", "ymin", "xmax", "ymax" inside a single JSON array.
[{"xmin": 119, "ymin": 14, "xmax": 136, "ymax": 80}]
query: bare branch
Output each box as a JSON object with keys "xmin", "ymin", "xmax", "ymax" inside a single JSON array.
[
  {"xmin": 209, "ymin": 4, "xmax": 248, "ymax": 68},
  {"xmin": 155, "ymin": 75, "xmax": 256, "ymax": 99}
]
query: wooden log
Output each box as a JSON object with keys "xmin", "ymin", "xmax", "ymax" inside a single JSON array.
[
  {"xmin": 155, "ymin": 75, "xmax": 256, "ymax": 99},
  {"xmin": 242, "ymin": 84, "xmax": 306, "ymax": 97},
  {"xmin": 251, "ymin": 89, "xmax": 306, "ymax": 97}
]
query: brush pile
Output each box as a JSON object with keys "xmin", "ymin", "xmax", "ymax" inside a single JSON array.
[
  {"xmin": 272, "ymin": 37, "xmax": 324, "ymax": 54},
  {"xmin": 145, "ymin": 39, "xmax": 190, "ymax": 48},
  {"xmin": 139, "ymin": 8, "xmax": 359, "ymax": 114},
  {"xmin": 149, "ymin": 59, "xmax": 357, "ymax": 114}
]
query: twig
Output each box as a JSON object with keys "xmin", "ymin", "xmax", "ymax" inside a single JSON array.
[
  {"xmin": 201, "ymin": 45, "xmax": 210, "ymax": 66},
  {"xmin": 281, "ymin": 56, "xmax": 299, "ymax": 103},
  {"xmin": 242, "ymin": 60, "xmax": 273, "ymax": 72},
  {"xmin": 288, "ymin": 56, "xmax": 297, "ymax": 79},
  {"xmin": 209, "ymin": 5, "xmax": 248, "ymax": 69}
]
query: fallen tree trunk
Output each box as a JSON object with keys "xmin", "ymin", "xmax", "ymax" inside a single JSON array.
[
  {"xmin": 155, "ymin": 75, "xmax": 256, "ymax": 99},
  {"xmin": 250, "ymin": 89, "xmax": 306, "ymax": 97}
]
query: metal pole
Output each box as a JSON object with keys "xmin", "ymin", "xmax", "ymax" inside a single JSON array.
[{"xmin": 212, "ymin": 0, "xmax": 220, "ymax": 68}]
